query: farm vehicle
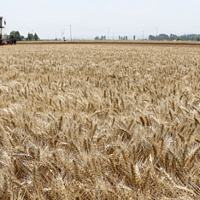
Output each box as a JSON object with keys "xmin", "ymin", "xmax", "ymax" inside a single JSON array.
[{"xmin": 0, "ymin": 16, "xmax": 16, "ymax": 45}]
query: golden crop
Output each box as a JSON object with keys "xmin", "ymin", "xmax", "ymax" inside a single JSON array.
[{"xmin": 0, "ymin": 44, "xmax": 200, "ymax": 199}]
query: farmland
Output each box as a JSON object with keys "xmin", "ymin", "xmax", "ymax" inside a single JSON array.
[{"xmin": 0, "ymin": 44, "xmax": 200, "ymax": 199}]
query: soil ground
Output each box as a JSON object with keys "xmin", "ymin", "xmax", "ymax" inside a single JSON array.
[{"xmin": 16, "ymin": 40, "xmax": 200, "ymax": 47}]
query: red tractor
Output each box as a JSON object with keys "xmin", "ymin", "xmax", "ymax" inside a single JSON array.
[{"xmin": 0, "ymin": 16, "xmax": 15, "ymax": 45}]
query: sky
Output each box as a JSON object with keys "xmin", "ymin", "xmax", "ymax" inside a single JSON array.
[{"xmin": 1, "ymin": 0, "xmax": 200, "ymax": 40}]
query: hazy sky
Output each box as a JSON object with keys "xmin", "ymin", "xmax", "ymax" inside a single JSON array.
[{"xmin": 2, "ymin": 0, "xmax": 200, "ymax": 39}]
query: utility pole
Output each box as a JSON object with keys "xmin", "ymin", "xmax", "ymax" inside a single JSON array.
[
  {"xmin": 143, "ymin": 31, "xmax": 144, "ymax": 40},
  {"xmin": 108, "ymin": 27, "xmax": 110, "ymax": 40},
  {"xmin": 70, "ymin": 24, "xmax": 72, "ymax": 41},
  {"xmin": 156, "ymin": 27, "xmax": 158, "ymax": 40},
  {"xmin": 61, "ymin": 29, "xmax": 65, "ymax": 40}
]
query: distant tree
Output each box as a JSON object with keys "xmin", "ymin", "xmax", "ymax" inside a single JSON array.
[
  {"xmin": 169, "ymin": 34, "xmax": 177, "ymax": 40},
  {"xmin": 34, "ymin": 33, "xmax": 39, "ymax": 41},
  {"xmin": 119, "ymin": 36, "xmax": 128, "ymax": 40},
  {"xmin": 149, "ymin": 35, "xmax": 156, "ymax": 40},
  {"xmin": 158, "ymin": 34, "xmax": 169, "ymax": 40},
  {"xmin": 10, "ymin": 31, "xmax": 24, "ymax": 41},
  {"xmin": 100, "ymin": 36, "xmax": 106, "ymax": 40},
  {"xmin": 26, "ymin": 32, "xmax": 40, "ymax": 41},
  {"xmin": 26, "ymin": 33, "xmax": 33, "ymax": 41},
  {"xmin": 149, "ymin": 33, "xmax": 200, "ymax": 41},
  {"xmin": 21, "ymin": 35, "xmax": 25, "ymax": 40}
]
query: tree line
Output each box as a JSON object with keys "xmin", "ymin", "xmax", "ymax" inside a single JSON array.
[
  {"xmin": 95, "ymin": 35, "xmax": 136, "ymax": 40},
  {"xmin": 9, "ymin": 31, "xmax": 200, "ymax": 41},
  {"xmin": 149, "ymin": 34, "xmax": 200, "ymax": 41},
  {"xmin": 9, "ymin": 31, "xmax": 40, "ymax": 41}
]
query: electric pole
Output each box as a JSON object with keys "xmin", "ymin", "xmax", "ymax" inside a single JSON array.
[
  {"xmin": 61, "ymin": 29, "xmax": 65, "ymax": 40},
  {"xmin": 70, "ymin": 24, "xmax": 72, "ymax": 41},
  {"xmin": 156, "ymin": 27, "xmax": 158, "ymax": 40}
]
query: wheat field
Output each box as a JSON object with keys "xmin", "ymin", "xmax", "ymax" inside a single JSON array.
[{"xmin": 0, "ymin": 44, "xmax": 200, "ymax": 199}]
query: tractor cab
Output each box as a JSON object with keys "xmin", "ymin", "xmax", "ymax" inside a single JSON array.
[
  {"xmin": 0, "ymin": 17, "xmax": 3, "ymax": 44},
  {"xmin": 0, "ymin": 16, "xmax": 14, "ymax": 45}
]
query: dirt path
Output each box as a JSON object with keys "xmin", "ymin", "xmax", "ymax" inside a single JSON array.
[{"xmin": 17, "ymin": 40, "xmax": 200, "ymax": 47}]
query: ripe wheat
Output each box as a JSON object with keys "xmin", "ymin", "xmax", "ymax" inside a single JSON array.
[{"xmin": 0, "ymin": 44, "xmax": 200, "ymax": 199}]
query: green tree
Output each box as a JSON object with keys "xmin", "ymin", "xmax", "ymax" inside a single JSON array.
[
  {"xmin": 26, "ymin": 33, "xmax": 34, "ymax": 41},
  {"xmin": 34, "ymin": 33, "xmax": 39, "ymax": 41},
  {"xmin": 10, "ymin": 31, "xmax": 24, "ymax": 41},
  {"xmin": 26, "ymin": 33, "xmax": 40, "ymax": 41}
]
